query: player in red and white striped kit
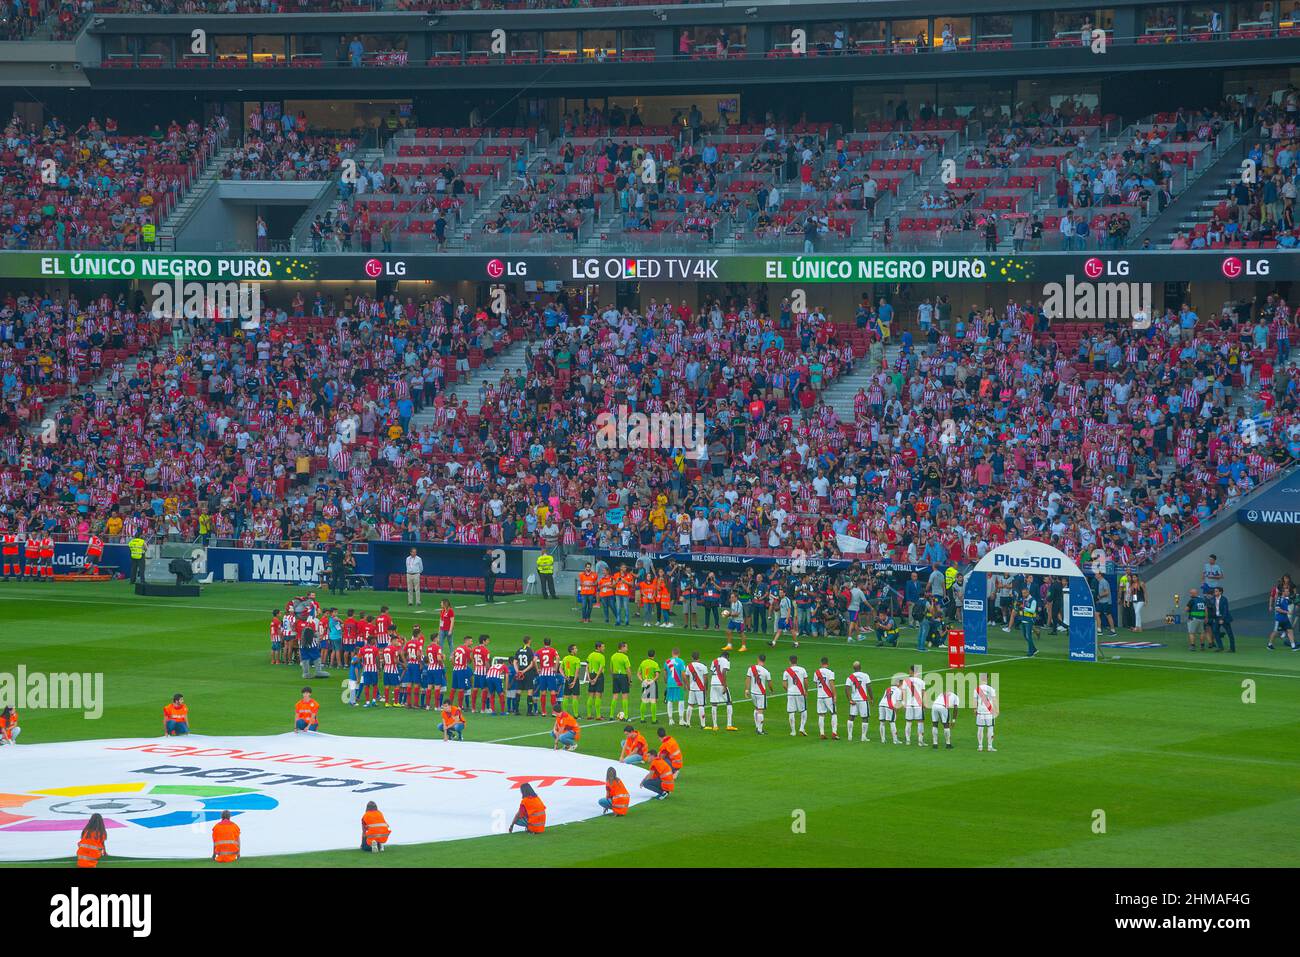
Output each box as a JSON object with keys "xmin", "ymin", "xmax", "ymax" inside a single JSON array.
[
  {"xmin": 375, "ymin": 605, "xmax": 393, "ymax": 646},
  {"xmin": 535, "ymin": 638, "xmax": 560, "ymax": 716},
  {"xmin": 450, "ymin": 638, "xmax": 473, "ymax": 708},
  {"xmin": 486, "ymin": 656, "xmax": 508, "ymax": 714},
  {"xmin": 402, "ymin": 630, "xmax": 425, "ymax": 710},
  {"xmin": 380, "ymin": 641, "xmax": 402, "ymax": 707},
  {"xmin": 282, "ymin": 608, "xmax": 298, "ymax": 665},
  {"xmin": 84, "ymin": 535, "xmax": 105, "ymax": 576},
  {"xmin": 420, "ymin": 639, "xmax": 445, "ymax": 710},
  {"xmin": 470, "ymin": 636, "xmax": 492, "ymax": 713}
]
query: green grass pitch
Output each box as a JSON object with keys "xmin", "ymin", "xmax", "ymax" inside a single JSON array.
[{"xmin": 2, "ymin": 581, "xmax": 1298, "ymax": 868}]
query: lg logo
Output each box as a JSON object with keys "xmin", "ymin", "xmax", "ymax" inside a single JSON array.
[
  {"xmin": 364, "ymin": 259, "xmax": 406, "ymax": 278},
  {"xmin": 1222, "ymin": 257, "xmax": 1269, "ymax": 278},
  {"xmin": 1082, "ymin": 257, "xmax": 1129, "ymax": 278},
  {"xmin": 486, "ymin": 258, "xmax": 505, "ymax": 279}
]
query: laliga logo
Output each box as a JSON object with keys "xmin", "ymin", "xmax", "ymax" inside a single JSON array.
[{"xmin": 1083, "ymin": 257, "xmax": 1105, "ymax": 279}]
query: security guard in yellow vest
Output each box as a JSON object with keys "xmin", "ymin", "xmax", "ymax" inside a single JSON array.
[
  {"xmin": 536, "ymin": 552, "xmax": 556, "ymax": 600},
  {"xmin": 128, "ymin": 535, "xmax": 147, "ymax": 585},
  {"xmin": 141, "ymin": 222, "xmax": 156, "ymax": 247}
]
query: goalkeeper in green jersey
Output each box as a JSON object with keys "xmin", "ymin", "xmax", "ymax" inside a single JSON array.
[{"xmin": 637, "ymin": 650, "xmax": 661, "ymax": 723}]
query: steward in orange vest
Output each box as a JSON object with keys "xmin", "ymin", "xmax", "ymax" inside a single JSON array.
[
  {"xmin": 656, "ymin": 577, "xmax": 672, "ymax": 610},
  {"xmin": 642, "ymin": 755, "xmax": 676, "ymax": 798},
  {"xmin": 551, "ymin": 710, "xmax": 581, "ymax": 750},
  {"xmin": 657, "ymin": 728, "xmax": 683, "ymax": 774},
  {"xmin": 212, "ymin": 810, "xmax": 241, "ymax": 862},
  {"xmin": 597, "ymin": 572, "xmax": 617, "ymax": 624},
  {"xmin": 638, "ymin": 578, "xmax": 657, "ymax": 605},
  {"xmin": 511, "ymin": 782, "xmax": 546, "ymax": 833},
  {"xmin": 599, "ymin": 767, "xmax": 630, "ymax": 816},
  {"xmin": 76, "ymin": 814, "xmax": 107, "ymax": 868},
  {"xmin": 578, "ymin": 565, "xmax": 598, "ymax": 622},
  {"xmin": 361, "ymin": 801, "xmax": 391, "ymax": 852}
]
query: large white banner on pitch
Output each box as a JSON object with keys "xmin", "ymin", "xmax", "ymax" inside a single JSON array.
[{"xmin": 0, "ymin": 733, "xmax": 652, "ymax": 861}]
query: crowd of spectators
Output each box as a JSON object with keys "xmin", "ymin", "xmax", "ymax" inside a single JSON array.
[
  {"xmin": 3, "ymin": 281, "xmax": 1299, "ymax": 570},
  {"xmin": 0, "ymin": 287, "xmax": 512, "ymax": 547},
  {"xmin": 1, "ymin": 113, "xmax": 226, "ymax": 251},
  {"xmin": 220, "ymin": 109, "xmax": 358, "ymax": 181},
  {"xmin": 1, "ymin": 0, "xmax": 88, "ymax": 40}
]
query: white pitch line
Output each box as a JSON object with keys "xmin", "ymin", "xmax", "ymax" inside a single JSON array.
[
  {"xmin": 1099, "ymin": 657, "xmax": 1300, "ymax": 680},
  {"xmin": 487, "ymin": 717, "xmax": 620, "ymax": 744}
]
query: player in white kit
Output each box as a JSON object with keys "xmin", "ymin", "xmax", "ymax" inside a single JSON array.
[
  {"xmin": 903, "ymin": 664, "xmax": 927, "ymax": 746},
  {"xmin": 708, "ymin": 651, "xmax": 737, "ymax": 731},
  {"xmin": 684, "ymin": 651, "xmax": 709, "ymax": 728},
  {"xmin": 931, "ymin": 689, "xmax": 959, "ymax": 749},
  {"xmin": 783, "ymin": 655, "xmax": 809, "ymax": 736},
  {"xmin": 879, "ymin": 678, "xmax": 904, "ymax": 744},
  {"xmin": 975, "ymin": 674, "xmax": 999, "ymax": 752},
  {"xmin": 845, "ymin": 662, "xmax": 872, "ymax": 742},
  {"xmin": 746, "ymin": 654, "xmax": 772, "ymax": 735},
  {"xmin": 812, "ymin": 657, "xmax": 838, "ymax": 739}
]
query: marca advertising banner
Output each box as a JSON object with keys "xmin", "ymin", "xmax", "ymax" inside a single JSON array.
[
  {"xmin": 4, "ymin": 250, "xmax": 1291, "ymax": 285},
  {"xmin": 206, "ymin": 546, "xmax": 373, "ymax": 584},
  {"xmin": 0, "ymin": 733, "xmax": 650, "ymax": 861}
]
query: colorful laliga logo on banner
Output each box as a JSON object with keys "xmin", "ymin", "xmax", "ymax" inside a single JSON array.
[
  {"xmin": 0, "ymin": 734, "xmax": 650, "ymax": 860},
  {"xmin": 0, "ymin": 782, "xmax": 277, "ymax": 832}
]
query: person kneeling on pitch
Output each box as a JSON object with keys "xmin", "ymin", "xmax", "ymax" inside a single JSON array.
[
  {"xmin": 294, "ymin": 687, "xmax": 320, "ymax": 731},
  {"xmin": 598, "ymin": 767, "xmax": 630, "ymax": 816},
  {"xmin": 212, "ymin": 809, "xmax": 241, "ymax": 863},
  {"xmin": 439, "ymin": 701, "xmax": 466, "ymax": 741},
  {"xmin": 641, "ymin": 753, "xmax": 676, "ymax": 799},
  {"xmin": 163, "ymin": 693, "xmax": 189, "ymax": 735},
  {"xmin": 552, "ymin": 709, "xmax": 581, "ymax": 751},
  {"xmin": 361, "ymin": 801, "xmax": 390, "ymax": 852},
  {"xmin": 0, "ymin": 705, "xmax": 20, "ymax": 746},
  {"xmin": 511, "ymin": 783, "xmax": 546, "ymax": 833}
]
